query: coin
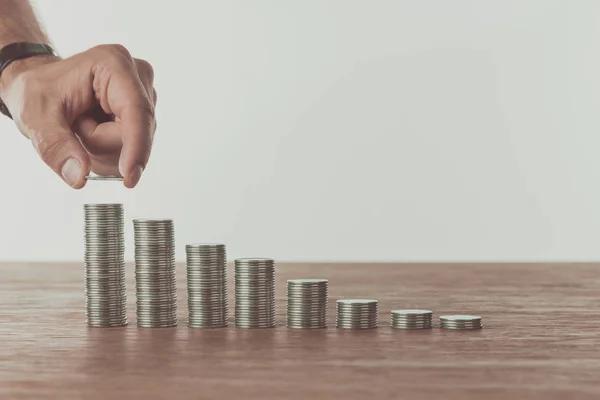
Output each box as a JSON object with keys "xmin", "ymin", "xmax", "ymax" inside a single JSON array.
[
  {"xmin": 235, "ymin": 258, "xmax": 276, "ymax": 328},
  {"xmin": 85, "ymin": 175, "xmax": 124, "ymax": 181},
  {"xmin": 286, "ymin": 279, "xmax": 328, "ymax": 329},
  {"xmin": 391, "ymin": 309, "xmax": 433, "ymax": 329},
  {"xmin": 134, "ymin": 219, "xmax": 177, "ymax": 328},
  {"xmin": 83, "ymin": 203, "xmax": 127, "ymax": 327},
  {"xmin": 186, "ymin": 243, "xmax": 228, "ymax": 328},
  {"xmin": 336, "ymin": 299, "xmax": 378, "ymax": 329},
  {"xmin": 439, "ymin": 315, "xmax": 482, "ymax": 330}
]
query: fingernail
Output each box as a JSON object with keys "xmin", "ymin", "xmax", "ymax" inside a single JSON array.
[
  {"xmin": 129, "ymin": 165, "xmax": 144, "ymax": 187},
  {"xmin": 61, "ymin": 158, "xmax": 82, "ymax": 187}
]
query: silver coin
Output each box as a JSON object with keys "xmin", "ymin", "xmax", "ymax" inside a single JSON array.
[
  {"xmin": 235, "ymin": 258, "xmax": 276, "ymax": 328},
  {"xmin": 134, "ymin": 219, "xmax": 177, "ymax": 328},
  {"xmin": 336, "ymin": 298, "xmax": 378, "ymax": 329},
  {"xmin": 392, "ymin": 309, "xmax": 433, "ymax": 315},
  {"xmin": 440, "ymin": 315, "xmax": 481, "ymax": 322},
  {"xmin": 186, "ymin": 243, "xmax": 228, "ymax": 329},
  {"xmin": 85, "ymin": 175, "xmax": 124, "ymax": 181},
  {"xmin": 439, "ymin": 315, "xmax": 483, "ymax": 330},
  {"xmin": 286, "ymin": 278, "xmax": 328, "ymax": 329},
  {"xmin": 84, "ymin": 203, "xmax": 127, "ymax": 328}
]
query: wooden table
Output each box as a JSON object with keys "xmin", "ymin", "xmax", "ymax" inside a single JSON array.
[{"xmin": 0, "ymin": 262, "xmax": 599, "ymax": 399}]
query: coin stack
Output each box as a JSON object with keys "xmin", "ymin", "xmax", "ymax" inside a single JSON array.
[
  {"xmin": 390, "ymin": 309, "xmax": 433, "ymax": 329},
  {"xmin": 336, "ymin": 299, "xmax": 378, "ymax": 329},
  {"xmin": 186, "ymin": 243, "xmax": 228, "ymax": 328},
  {"xmin": 234, "ymin": 258, "xmax": 275, "ymax": 328},
  {"xmin": 286, "ymin": 279, "xmax": 328, "ymax": 329},
  {"xmin": 440, "ymin": 315, "xmax": 482, "ymax": 330},
  {"xmin": 84, "ymin": 203, "xmax": 127, "ymax": 327},
  {"xmin": 133, "ymin": 219, "xmax": 177, "ymax": 328}
]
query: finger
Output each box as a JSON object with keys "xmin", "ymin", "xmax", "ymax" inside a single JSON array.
[
  {"xmin": 73, "ymin": 111, "xmax": 121, "ymax": 154},
  {"xmin": 118, "ymin": 104, "xmax": 155, "ymax": 188},
  {"xmin": 93, "ymin": 47, "xmax": 156, "ymax": 188},
  {"xmin": 27, "ymin": 113, "xmax": 91, "ymax": 189},
  {"xmin": 73, "ymin": 115, "xmax": 122, "ymax": 176},
  {"xmin": 134, "ymin": 58, "xmax": 155, "ymax": 106}
]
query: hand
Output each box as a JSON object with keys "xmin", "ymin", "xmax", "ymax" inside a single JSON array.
[{"xmin": 0, "ymin": 44, "xmax": 157, "ymax": 188}]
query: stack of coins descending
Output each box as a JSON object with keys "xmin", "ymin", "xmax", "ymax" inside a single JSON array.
[
  {"xmin": 133, "ymin": 219, "xmax": 177, "ymax": 327},
  {"xmin": 186, "ymin": 243, "xmax": 228, "ymax": 328},
  {"xmin": 336, "ymin": 299, "xmax": 378, "ymax": 329},
  {"xmin": 234, "ymin": 258, "xmax": 275, "ymax": 328},
  {"xmin": 84, "ymin": 203, "xmax": 127, "ymax": 327},
  {"xmin": 286, "ymin": 279, "xmax": 328, "ymax": 329},
  {"xmin": 440, "ymin": 315, "xmax": 482, "ymax": 330},
  {"xmin": 390, "ymin": 309, "xmax": 433, "ymax": 329}
]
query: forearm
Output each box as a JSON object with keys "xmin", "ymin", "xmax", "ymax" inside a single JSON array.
[
  {"xmin": 0, "ymin": 1, "xmax": 58, "ymax": 94},
  {"xmin": 0, "ymin": 5, "xmax": 155, "ymax": 188},
  {"xmin": 0, "ymin": 0, "xmax": 47, "ymax": 46}
]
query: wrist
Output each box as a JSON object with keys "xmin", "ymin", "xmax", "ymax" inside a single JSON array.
[{"xmin": 0, "ymin": 54, "xmax": 60, "ymax": 96}]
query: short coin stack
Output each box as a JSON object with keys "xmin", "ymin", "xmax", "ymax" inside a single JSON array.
[
  {"xmin": 134, "ymin": 219, "xmax": 177, "ymax": 327},
  {"xmin": 390, "ymin": 309, "xmax": 433, "ymax": 329},
  {"xmin": 286, "ymin": 279, "xmax": 328, "ymax": 329},
  {"xmin": 440, "ymin": 315, "xmax": 482, "ymax": 330},
  {"xmin": 235, "ymin": 258, "xmax": 275, "ymax": 328},
  {"xmin": 336, "ymin": 299, "xmax": 378, "ymax": 329},
  {"xmin": 186, "ymin": 243, "xmax": 228, "ymax": 328},
  {"xmin": 83, "ymin": 203, "xmax": 127, "ymax": 327}
]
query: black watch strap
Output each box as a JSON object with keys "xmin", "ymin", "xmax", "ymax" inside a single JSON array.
[{"xmin": 0, "ymin": 42, "xmax": 57, "ymax": 119}]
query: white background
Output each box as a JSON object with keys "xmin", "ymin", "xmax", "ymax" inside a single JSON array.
[{"xmin": 1, "ymin": 0, "xmax": 600, "ymax": 262}]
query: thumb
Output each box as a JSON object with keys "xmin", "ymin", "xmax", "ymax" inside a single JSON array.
[{"xmin": 26, "ymin": 116, "xmax": 91, "ymax": 189}]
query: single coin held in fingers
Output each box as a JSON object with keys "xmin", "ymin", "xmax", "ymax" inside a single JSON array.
[{"xmin": 85, "ymin": 174, "xmax": 124, "ymax": 181}]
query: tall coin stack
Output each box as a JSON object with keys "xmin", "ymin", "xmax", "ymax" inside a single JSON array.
[
  {"xmin": 286, "ymin": 279, "xmax": 328, "ymax": 329},
  {"xmin": 440, "ymin": 315, "xmax": 482, "ymax": 330},
  {"xmin": 390, "ymin": 309, "xmax": 433, "ymax": 329},
  {"xmin": 336, "ymin": 299, "xmax": 378, "ymax": 329},
  {"xmin": 133, "ymin": 219, "xmax": 177, "ymax": 327},
  {"xmin": 84, "ymin": 203, "xmax": 127, "ymax": 327},
  {"xmin": 235, "ymin": 258, "xmax": 275, "ymax": 328},
  {"xmin": 186, "ymin": 243, "xmax": 228, "ymax": 328}
]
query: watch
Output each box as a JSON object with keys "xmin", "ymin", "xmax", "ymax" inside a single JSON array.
[{"xmin": 0, "ymin": 42, "xmax": 58, "ymax": 119}]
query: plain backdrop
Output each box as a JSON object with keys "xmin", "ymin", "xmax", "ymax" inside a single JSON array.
[{"xmin": 1, "ymin": 0, "xmax": 600, "ymax": 262}]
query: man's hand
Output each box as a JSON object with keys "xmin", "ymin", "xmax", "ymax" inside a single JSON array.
[{"xmin": 0, "ymin": 44, "xmax": 157, "ymax": 188}]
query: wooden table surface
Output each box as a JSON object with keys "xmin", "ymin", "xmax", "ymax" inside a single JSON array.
[{"xmin": 1, "ymin": 262, "xmax": 599, "ymax": 399}]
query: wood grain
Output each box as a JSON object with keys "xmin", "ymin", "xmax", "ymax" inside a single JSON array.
[{"xmin": 0, "ymin": 262, "xmax": 599, "ymax": 399}]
